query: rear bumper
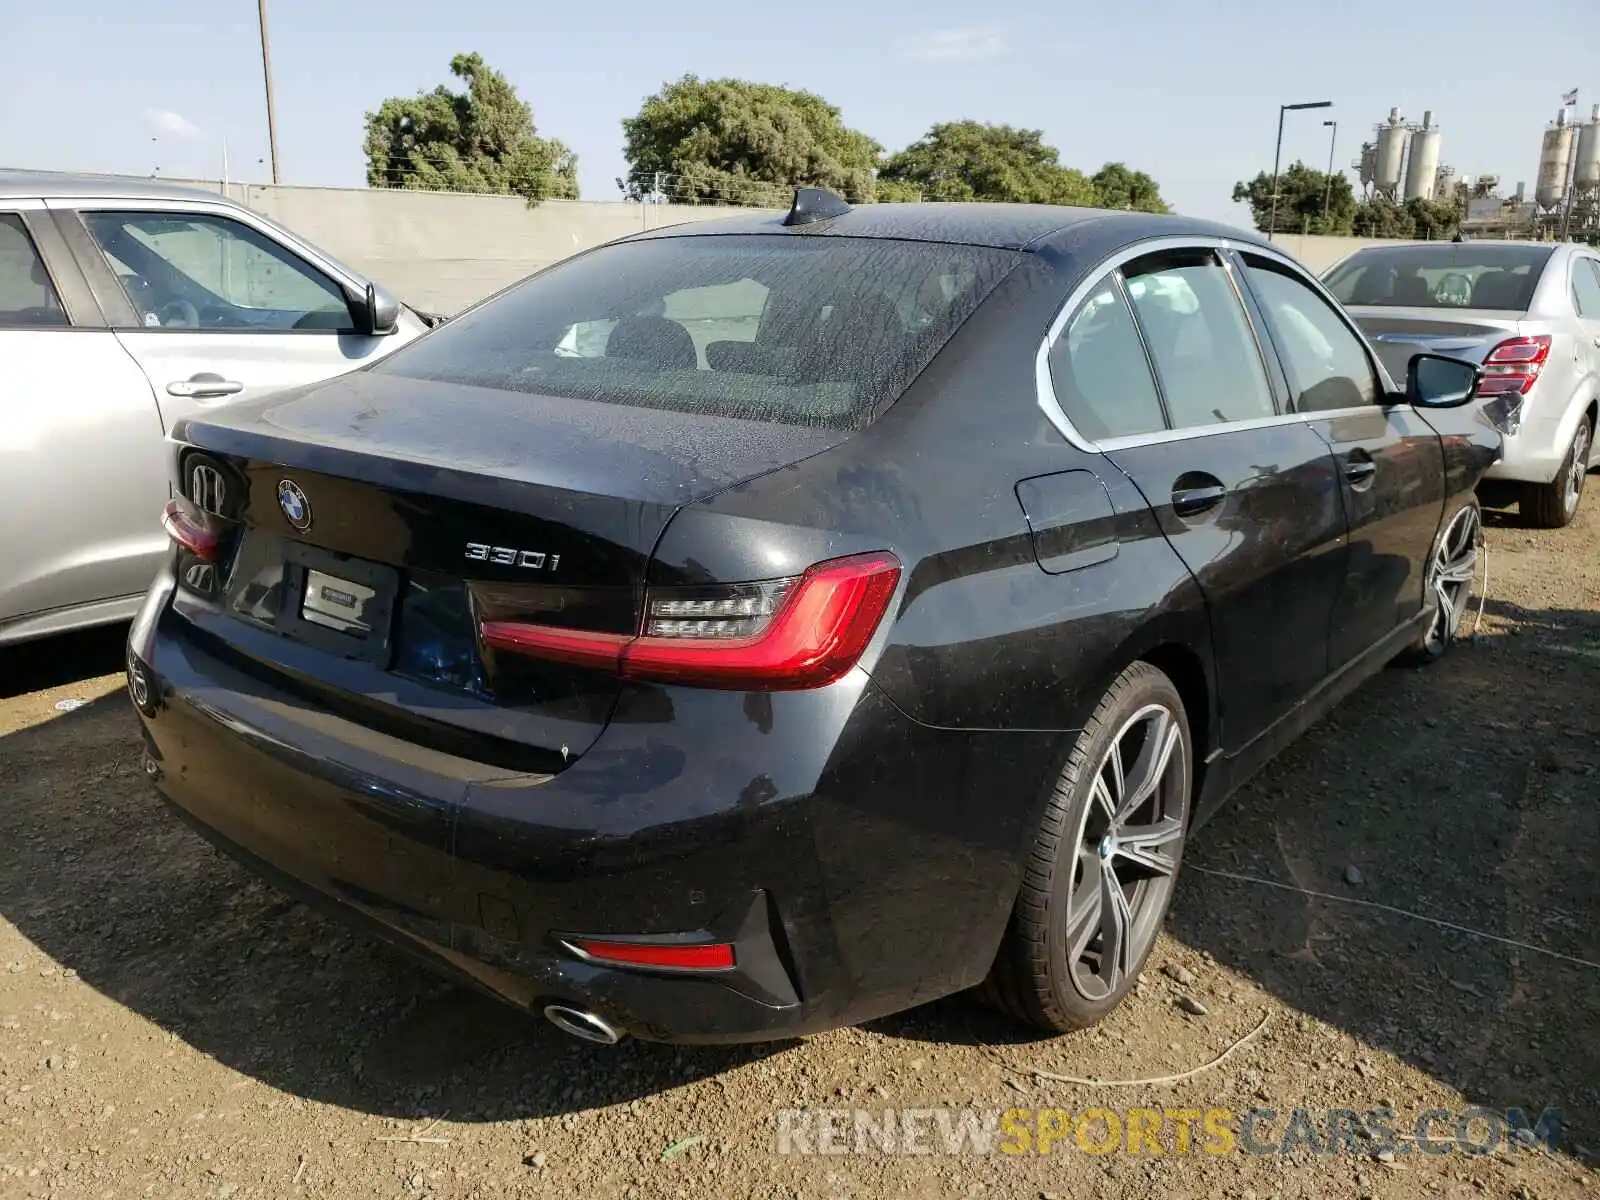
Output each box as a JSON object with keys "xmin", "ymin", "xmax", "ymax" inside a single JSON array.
[
  {"xmin": 126, "ymin": 574, "xmax": 1061, "ymax": 1043},
  {"xmin": 1483, "ymin": 396, "xmax": 1587, "ymax": 484}
]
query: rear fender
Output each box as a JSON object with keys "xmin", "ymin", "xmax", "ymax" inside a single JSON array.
[{"xmin": 1548, "ymin": 382, "xmax": 1599, "ymax": 477}]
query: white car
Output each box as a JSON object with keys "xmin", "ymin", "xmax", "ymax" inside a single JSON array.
[
  {"xmin": 1323, "ymin": 240, "xmax": 1600, "ymax": 527},
  {"xmin": 0, "ymin": 171, "xmax": 433, "ymax": 645}
]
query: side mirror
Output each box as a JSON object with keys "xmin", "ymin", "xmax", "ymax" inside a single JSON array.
[
  {"xmin": 353, "ymin": 282, "xmax": 400, "ymax": 336},
  {"xmin": 1406, "ymin": 352, "xmax": 1481, "ymax": 409}
]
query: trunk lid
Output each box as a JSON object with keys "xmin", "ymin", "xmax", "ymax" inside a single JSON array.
[
  {"xmin": 173, "ymin": 372, "xmax": 847, "ymax": 766},
  {"xmin": 1345, "ymin": 307, "xmax": 1523, "ymax": 382}
]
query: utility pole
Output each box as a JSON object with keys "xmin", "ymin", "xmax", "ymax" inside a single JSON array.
[
  {"xmin": 257, "ymin": 0, "xmax": 281, "ymax": 184},
  {"xmin": 1269, "ymin": 100, "xmax": 1333, "ymax": 238},
  {"xmin": 1322, "ymin": 120, "xmax": 1338, "ymax": 228}
]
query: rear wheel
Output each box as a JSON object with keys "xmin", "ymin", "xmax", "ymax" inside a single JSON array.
[
  {"xmin": 1523, "ymin": 415, "xmax": 1591, "ymax": 529},
  {"xmin": 1397, "ymin": 499, "xmax": 1481, "ymax": 665},
  {"xmin": 980, "ymin": 662, "xmax": 1192, "ymax": 1033}
]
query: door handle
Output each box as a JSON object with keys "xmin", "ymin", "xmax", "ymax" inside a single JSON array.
[
  {"xmin": 1343, "ymin": 459, "xmax": 1378, "ymax": 490},
  {"xmin": 1171, "ymin": 483, "xmax": 1227, "ymax": 517},
  {"xmin": 167, "ymin": 375, "xmax": 243, "ymax": 399}
]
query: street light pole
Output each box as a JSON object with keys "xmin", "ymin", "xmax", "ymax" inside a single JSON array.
[
  {"xmin": 1322, "ymin": 120, "xmax": 1338, "ymax": 229},
  {"xmin": 257, "ymin": 0, "xmax": 281, "ymax": 184},
  {"xmin": 1268, "ymin": 100, "xmax": 1333, "ymax": 238}
]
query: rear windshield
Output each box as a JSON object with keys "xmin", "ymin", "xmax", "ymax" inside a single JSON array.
[
  {"xmin": 371, "ymin": 234, "xmax": 1021, "ymax": 430},
  {"xmin": 1322, "ymin": 244, "xmax": 1554, "ymax": 311}
]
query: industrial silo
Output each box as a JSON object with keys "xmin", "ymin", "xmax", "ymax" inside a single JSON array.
[
  {"xmin": 1404, "ymin": 111, "xmax": 1442, "ymax": 200},
  {"xmin": 1576, "ymin": 104, "xmax": 1600, "ymax": 188},
  {"xmin": 1374, "ymin": 108, "xmax": 1409, "ymax": 198},
  {"xmin": 1357, "ymin": 142, "xmax": 1377, "ymax": 191},
  {"xmin": 1536, "ymin": 111, "xmax": 1576, "ymax": 210},
  {"xmin": 1434, "ymin": 165, "xmax": 1457, "ymax": 203}
]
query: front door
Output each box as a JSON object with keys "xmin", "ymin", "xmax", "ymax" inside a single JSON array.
[
  {"xmin": 54, "ymin": 205, "xmax": 398, "ymax": 438},
  {"xmin": 1235, "ymin": 251, "xmax": 1445, "ymax": 669},
  {"xmin": 1569, "ymin": 255, "xmax": 1600, "ymax": 478},
  {"xmin": 1046, "ymin": 248, "xmax": 1346, "ymax": 754}
]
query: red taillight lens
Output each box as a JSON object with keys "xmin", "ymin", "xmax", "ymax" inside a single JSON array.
[
  {"xmin": 1476, "ymin": 335, "xmax": 1551, "ymax": 397},
  {"xmin": 568, "ymin": 939, "xmax": 736, "ymax": 970},
  {"xmin": 161, "ymin": 498, "xmax": 219, "ymax": 561},
  {"xmin": 479, "ymin": 550, "xmax": 902, "ymax": 691}
]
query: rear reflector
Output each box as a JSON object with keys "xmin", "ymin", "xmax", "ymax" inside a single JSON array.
[
  {"xmin": 161, "ymin": 498, "xmax": 219, "ymax": 561},
  {"xmin": 1477, "ymin": 335, "xmax": 1552, "ymax": 397},
  {"xmin": 480, "ymin": 550, "xmax": 901, "ymax": 691},
  {"xmin": 569, "ymin": 940, "xmax": 736, "ymax": 970}
]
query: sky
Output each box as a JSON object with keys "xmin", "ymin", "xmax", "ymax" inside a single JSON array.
[{"xmin": 3, "ymin": 0, "xmax": 1595, "ymax": 227}]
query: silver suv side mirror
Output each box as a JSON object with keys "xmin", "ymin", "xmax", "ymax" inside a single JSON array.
[{"xmin": 352, "ymin": 282, "xmax": 401, "ymax": 336}]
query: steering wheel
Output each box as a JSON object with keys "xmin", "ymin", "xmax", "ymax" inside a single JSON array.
[
  {"xmin": 156, "ymin": 298, "xmax": 201, "ymax": 328},
  {"xmin": 1436, "ymin": 273, "xmax": 1472, "ymax": 308}
]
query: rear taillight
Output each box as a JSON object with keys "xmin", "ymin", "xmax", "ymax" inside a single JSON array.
[
  {"xmin": 161, "ymin": 498, "xmax": 220, "ymax": 561},
  {"xmin": 479, "ymin": 550, "xmax": 902, "ymax": 691},
  {"xmin": 1476, "ymin": 335, "xmax": 1551, "ymax": 397}
]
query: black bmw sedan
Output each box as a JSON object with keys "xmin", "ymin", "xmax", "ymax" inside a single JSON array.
[{"xmin": 127, "ymin": 193, "xmax": 1499, "ymax": 1045}]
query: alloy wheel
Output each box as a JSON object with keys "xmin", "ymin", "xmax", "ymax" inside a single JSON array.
[
  {"xmin": 1565, "ymin": 421, "xmax": 1591, "ymax": 519},
  {"xmin": 1424, "ymin": 504, "xmax": 1480, "ymax": 655},
  {"xmin": 1065, "ymin": 703, "xmax": 1189, "ymax": 1002}
]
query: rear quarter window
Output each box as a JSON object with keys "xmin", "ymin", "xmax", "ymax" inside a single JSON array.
[{"xmin": 372, "ymin": 235, "xmax": 1021, "ymax": 430}]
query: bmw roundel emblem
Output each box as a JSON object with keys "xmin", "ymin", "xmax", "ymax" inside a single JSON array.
[{"xmin": 277, "ymin": 479, "xmax": 312, "ymax": 531}]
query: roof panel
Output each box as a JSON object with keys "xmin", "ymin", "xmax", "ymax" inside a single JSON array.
[{"xmin": 0, "ymin": 170, "xmax": 226, "ymax": 203}]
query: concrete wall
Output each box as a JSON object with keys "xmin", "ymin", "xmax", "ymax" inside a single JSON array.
[
  {"xmin": 175, "ymin": 180, "xmax": 768, "ymax": 314},
  {"xmin": 1265, "ymin": 233, "xmax": 1391, "ymax": 274},
  {"xmin": 168, "ymin": 178, "xmax": 1388, "ymax": 308}
]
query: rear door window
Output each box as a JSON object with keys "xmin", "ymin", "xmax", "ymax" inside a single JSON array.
[
  {"xmin": 1121, "ymin": 249, "xmax": 1277, "ymax": 430},
  {"xmin": 1572, "ymin": 258, "xmax": 1600, "ymax": 319},
  {"xmin": 374, "ymin": 235, "xmax": 1021, "ymax": 430},
  {"xmin": 0, "ymin": 213, "xmax": 69, "ymax": 328}
]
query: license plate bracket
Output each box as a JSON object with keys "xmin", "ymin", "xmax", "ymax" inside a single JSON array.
[{"xmin": 277, "ymin": 542, "xmax": 400, "ymax": 665}]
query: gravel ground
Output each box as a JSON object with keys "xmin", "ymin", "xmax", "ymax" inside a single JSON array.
[{"xmin": 1, "ymin": 494, "xmax": 1596, "ymax": 1200}]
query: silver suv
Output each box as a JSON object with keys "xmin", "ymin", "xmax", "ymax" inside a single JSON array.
[
  {"xmin": 0, "ymin": 171, "xmax": 429, "ymax": 645},
  {"xmin": 1324, "ymin": 240, "xmax": 1600, "ymax": 527}
]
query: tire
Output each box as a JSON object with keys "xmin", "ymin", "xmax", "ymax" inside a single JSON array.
[
  {"xmin": 1523, "ymin": 414, "xmax": 1592, "ymax": 529},
  {"xmin": 979, "ymin": 661, "xmax": 1193, "ymax": 1034},
  {"xmin": 1396, "ymin": 499, "xmax": 1481, "ymax": 666}
]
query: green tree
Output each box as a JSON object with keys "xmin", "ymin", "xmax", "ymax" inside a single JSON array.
[
  {"xmin": 1232, "ymin": 162, "xmax": 1357, "ymax": 234},
  {"xmin": 1091, "ymin": 162, "xmax": 1169, "ymax": 213},
  {"xmin": 880, "ymin": 121, "xmax": 1098, "ymax": 205},
  {"xmin": 621, "ymin": 76, "xmax": 882, "ymax": 205},
  {"xmin": 872, "ymin": 176, "xmax": 925, "ymax": 203},
  {"xmin": 1404, "ymin": 195, "xmax": 1462, "ymax": 240},
  {"xmin": 363, "ymin": 53, "xmax": 578, "ymax": 203},
  {"xmin": 1350, "ymin": 197, "xmax": 1415, "ymax": 238}
]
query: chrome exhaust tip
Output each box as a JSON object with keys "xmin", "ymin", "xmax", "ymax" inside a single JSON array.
[{"xmin": 542, "ymin": 1004, "xmax": 623, "ymax": 1045}]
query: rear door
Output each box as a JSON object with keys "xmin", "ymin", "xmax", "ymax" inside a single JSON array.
[
  {"xmin": 0, "ymin": 206, "xmax": 167, "ymax": 635},
  {"xmin": 1047, "ymin": 244, "xmax": 1346, "ymax": 753},
  {"xmin": 1571, "ymin": 256, "xmax": 1600, "ymax": 447},
  {"xmin": 1236, "ymin": 250, "xmax": 1444, "ymax": 670},
  {"xmin": 51, "ymin": 201, "xmax": 404, "ymax": 435}
]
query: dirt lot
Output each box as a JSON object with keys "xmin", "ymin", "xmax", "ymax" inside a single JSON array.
[{"xmin": 2, "ymin": 496, "xmax": 1597, "ymax": 1200}]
